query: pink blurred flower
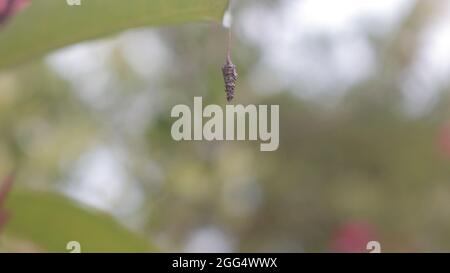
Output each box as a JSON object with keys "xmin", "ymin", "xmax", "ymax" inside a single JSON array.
[
  {"xmin": 331, "ymin": 221, "xmax": 378, "ymax": 253},
  {"xmin": 438, "ymin": 123, "xmax": 450, "ymax": 157},
  {"xmin": 0, "ymin": 173, "xmax": 15, "ymax": 233},
  {"xmin": 0, "ymin": 0, "xmax": 30, "ymax": 25}
]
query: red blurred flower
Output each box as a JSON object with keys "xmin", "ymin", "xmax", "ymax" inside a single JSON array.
[
  {"xmin": 331, "ymin": 221, "xmax": 378, "ymax": 253},
  {"xmin": 0, "ymin": 0, "xmax": 30, "ymax": 25},
  {"xmin": 0, "ymin": 173, "xmax": 15, "ymax": 233},
  {"xmin": 438, "ymin": 123, "xmax": 450, "ymax": 157}
]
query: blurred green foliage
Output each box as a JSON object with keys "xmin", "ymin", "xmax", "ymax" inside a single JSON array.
[
  {"xmin": 0, "ymin": 0, "xmax": 228, "ymax": 70},
  {"xmin": 0, "ymin": 0, "xmax": 227, "ymax": 252},
  {"xmin": 4, "ymin": 190, "xmax": 152, "ymax": 252}
]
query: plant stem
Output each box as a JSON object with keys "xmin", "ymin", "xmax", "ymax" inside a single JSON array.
[{"xmin": 227, "ymin": 28, "xmax": 232, "ymax": 63}]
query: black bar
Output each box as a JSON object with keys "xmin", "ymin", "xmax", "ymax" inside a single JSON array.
[{"xmin": 0, "ymin": 252, "xmax": 444, "ymax": 272}]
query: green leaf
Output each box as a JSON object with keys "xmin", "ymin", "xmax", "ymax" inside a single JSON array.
[
  {"xmin": 4, "ymin": 190, "xmax": 152, "ymax": 252},
  {"xmin": 0, "ymin": 0, "xmax": 228, "ymax": 70}
]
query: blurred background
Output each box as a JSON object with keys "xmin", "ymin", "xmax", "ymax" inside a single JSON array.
[{"xmin": 1, "ymin": 0, "xmax": 450, "ymax": 252}]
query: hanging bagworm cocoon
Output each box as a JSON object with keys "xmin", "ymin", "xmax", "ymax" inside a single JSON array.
[
  {"xmin": 222, "ymin": 58, "xmax": 238, "ymax": 102},
  {"xmin": 222, "ymin": 29, "xmax": 238, "ymax": 102}
]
